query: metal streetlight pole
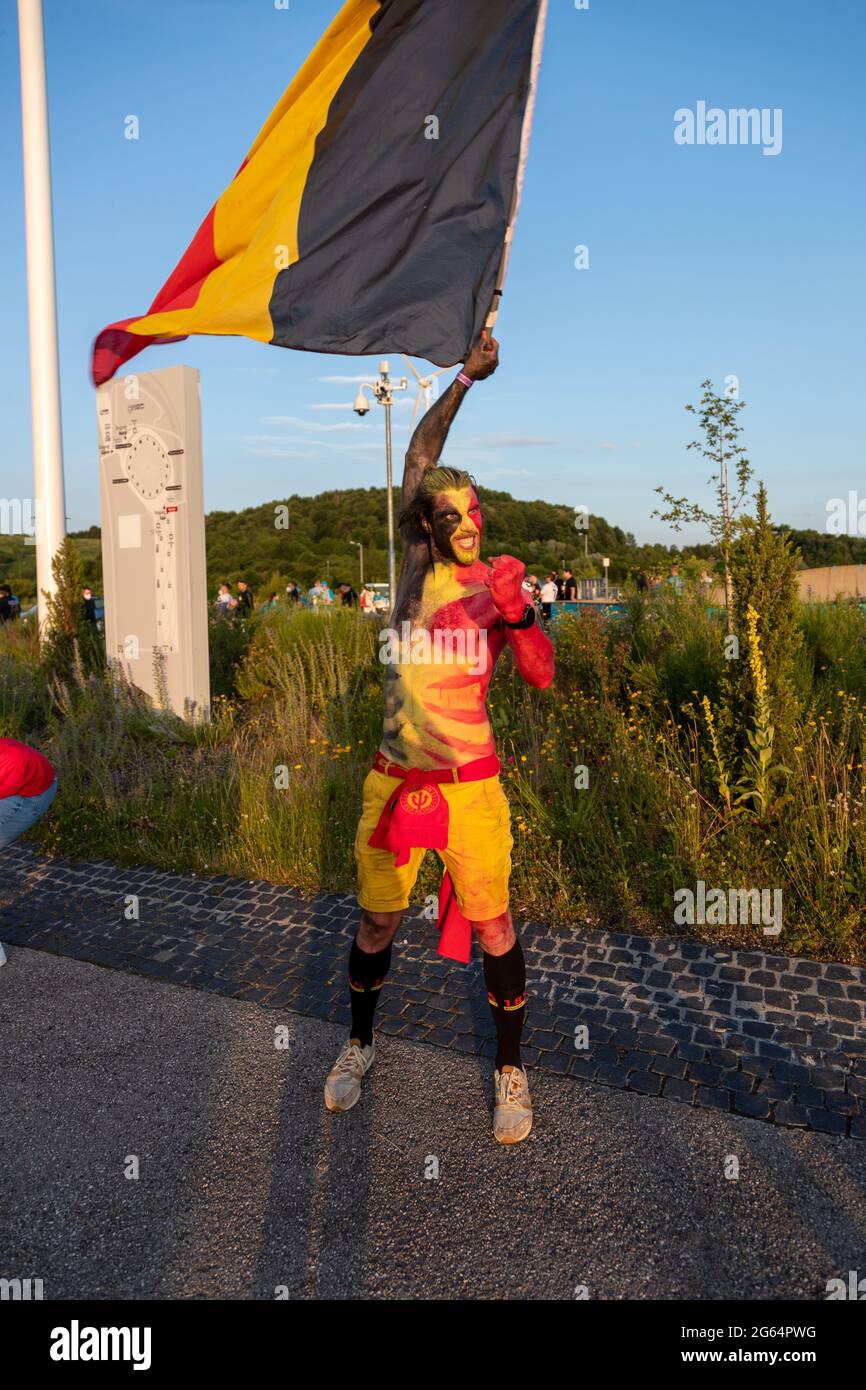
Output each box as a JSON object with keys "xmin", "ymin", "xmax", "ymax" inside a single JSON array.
[
  {"xmin": 383, "ymin": 387, "xmax": 395, "ymax": 605},
  {"xmin": 353, "ymin": 361, "xmax": 408, "ymax": 614}
]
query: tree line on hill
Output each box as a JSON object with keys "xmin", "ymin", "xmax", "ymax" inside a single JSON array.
[{"xmin": 2, "ymin": 488, "xmax": 865, "ymax": 606}]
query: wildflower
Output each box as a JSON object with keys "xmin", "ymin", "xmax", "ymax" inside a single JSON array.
[{"xmin": 745, "ymin": 605, "xmax": 769, "ymax": 712}]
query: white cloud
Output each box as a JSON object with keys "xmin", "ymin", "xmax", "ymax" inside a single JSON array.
[
  {"xmin": 470, "ymin": 434, "xmax": 559, "ymax": 449},
  {"xmin": 310, "ymin": 399, "xmax": 413, "ymax": 411},
  {"xmin": 240, "ymin": 433, "xmax": 385, "ymax": 455},
  {"xmin": 475, "ymin": 468, "xmax": 532, "ymax": 479},
  {"xmin": 261, "ymin": 415, "xmax": 365, "ymax": 433},
  {"xmin": 247, "ymin": 448, "xmax": 322, "ymax": 459},
  {"xmin": 317, "ymin": 374, "xmax": 380, "ymax": 384}
]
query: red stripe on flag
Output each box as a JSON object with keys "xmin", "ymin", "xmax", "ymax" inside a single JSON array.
[{"xmin": 91, "ymin": 191, "xmax": 225, "ymax": 385}]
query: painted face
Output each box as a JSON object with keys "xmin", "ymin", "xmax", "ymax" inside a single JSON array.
[{"xmin": 427, "ymin": 486, "xmax": 483, "ymax": 566}]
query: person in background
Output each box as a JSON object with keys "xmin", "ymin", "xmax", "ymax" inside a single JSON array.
[
  {"xmin": 262, "ymin": 592, "xmax": 279, "ymax": 611},
  {"xmin": 236, "ymin": 580, "xmax": 254, "ymax": 616},
  {"xmin": 636, "ymin": 570, "xmax": 649, "ymax": 593},
  {"xmin": 699, "ymin": 568, "xmax": 714, "ymax": 595},
  {"xmin": 359, "ymin": 586, "xmax": 374, "ymax": 614},
  {"xmin": 539, "ymin": 572, "xmax": 558, "ymax": 623},
  {"xmin": 562, "ymin": 569, "xmax": 577, "ymax": 601},
  {"xmin": 340, "ymin": 584, "xmax": 358, "ymax": 608},
  {"xmin": 555, "ymin": 571, "xmax": 566, "ymax": 601},
  {"xmin": 214, "ymin": 583, "xmax": 235, "ymax": 617},
  {"xmin": 667, "ymin": 565, "xmax": 684, "ymax": 595},
  {"xmin": 285, "ymin": 581, "xmax": 300, "ymax": 605},
  {"xmin": 526, "ymin": 574, "xmax": 541, "ymax": 603},
  {"xmin": 82, "ymin": 587, "xmax": 97, "ymax": 624},
  {"xmin": 0, "ymin": 584, "xmax": 17, "ymax": 622},
  {"xmin": 0, "ymin": 737, "xmax": 59, "ymax": 968},
  {"xmin": 309, "ymin": 579, "xmax": 326, "ymax": 608}
]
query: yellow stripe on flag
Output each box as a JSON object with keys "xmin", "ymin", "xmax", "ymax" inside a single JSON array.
[{"xmin": 126, "ymin": 0, "xmax": 380, "ymax": 344}]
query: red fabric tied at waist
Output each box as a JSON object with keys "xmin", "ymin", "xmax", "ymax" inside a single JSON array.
[
  {"xmin": 367, "ymin": 751, "xmax": 500, "ymax": 963},
  {"xmin": 437, "ymin": 870, "xmax": 471, "ymax": 965}
]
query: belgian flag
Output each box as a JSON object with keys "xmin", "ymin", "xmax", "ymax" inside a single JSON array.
[{"xmin": 91, "ymin": 0, "xmax": 547, "ymax": 387}]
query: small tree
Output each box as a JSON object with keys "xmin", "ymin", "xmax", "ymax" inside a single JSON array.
[
  {"xmin": 726, "ymin": 482, "xmax": 802, "ymax": 748},
  {"xmin": 653, "ymin": 379, "xmax": 753, "ymax": 633},
  {"xmin": 40, "ymin": 537, "xmax": 103, "ymax": 681}
]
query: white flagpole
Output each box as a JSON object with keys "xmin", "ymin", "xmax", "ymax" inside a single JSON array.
[
  {"xmin": 485, "ymin": 0, "xmax": 549, "ymax": 333},
  {"xmin": 17, "ymin": 0, "xmax": 66, "ymax": 630}
]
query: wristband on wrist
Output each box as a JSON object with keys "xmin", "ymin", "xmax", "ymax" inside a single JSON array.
[
  {"xmin": 502, "ymin": 604, "xmax": 536, "ymax": 630},
  {"xmin": 456, "ymin": 371, "xmax": 474, "ymax": 388}
]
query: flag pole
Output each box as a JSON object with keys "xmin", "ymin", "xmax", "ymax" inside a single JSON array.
[
  {"xmin": 17, "ymin": 0, "xmax": 66, "ymax": 630},
  {"xmin": 484, "ymin": 0, "xmax": 549, "ymax": 333}
]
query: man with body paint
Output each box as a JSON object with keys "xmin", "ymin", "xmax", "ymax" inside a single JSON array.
[{"xmin": 324, "ymin": 334, "xmax": 554, "ymax": 1143}]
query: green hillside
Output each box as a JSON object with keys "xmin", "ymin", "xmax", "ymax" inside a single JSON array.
[
  {"xmin": 2, "ymin": 488, "xmax": 864, "ymax": 605},
  {"xmin": 205, "ymin": 488, "xmax": 635, "ymax": 595}
]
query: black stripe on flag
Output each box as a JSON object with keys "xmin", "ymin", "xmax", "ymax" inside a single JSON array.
[{"xmin": 268, "ymin": 0, "xmax": 541, "ymax": 365}]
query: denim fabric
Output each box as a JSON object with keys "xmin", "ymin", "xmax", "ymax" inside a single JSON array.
[{"xmin": 0, "ymin": 777, "xmax": 58, "ymax": 848}]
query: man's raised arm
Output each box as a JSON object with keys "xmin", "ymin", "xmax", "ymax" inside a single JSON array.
[{"xmin": 401, "ymin": 333, "xmax": 500, "ymax": 508}]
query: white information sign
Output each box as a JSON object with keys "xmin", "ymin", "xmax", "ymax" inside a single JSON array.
[{"xmin": 96, "ymin": 366, "xmax": 209, "ymax": 720}]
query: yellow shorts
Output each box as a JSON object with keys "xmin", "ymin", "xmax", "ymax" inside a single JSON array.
[{"xmin": 355, "ymin": 769, "xmax": 513, "ymax": 921}]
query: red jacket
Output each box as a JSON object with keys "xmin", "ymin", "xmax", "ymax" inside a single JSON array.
[{"xmin": 0, "ymin": 738, "xmax": 56, "ymax": 799}]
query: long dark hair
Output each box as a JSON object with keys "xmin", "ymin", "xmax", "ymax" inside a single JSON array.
[{"xmin": 398, "ymin": 465, "xmax": 476, "ymax": 545}]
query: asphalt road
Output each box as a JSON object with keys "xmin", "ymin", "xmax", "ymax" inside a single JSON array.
[{"xmin": 1, "ymin": 947, "xmax": 865, "ymax": 1300}]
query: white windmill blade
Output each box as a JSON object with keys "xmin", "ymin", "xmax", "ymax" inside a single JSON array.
[
  {"xmin": 401, "ymin": 354, "xmax": 425, "ymax": 384},
  {"xmin": 405, "ymin": 358, "xmax": 451, "ymax": 423}
]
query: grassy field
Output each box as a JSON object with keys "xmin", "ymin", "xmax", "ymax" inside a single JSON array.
[{"xmin": 1, "ymin": 592, "xmax": 864, "ymax": 964}]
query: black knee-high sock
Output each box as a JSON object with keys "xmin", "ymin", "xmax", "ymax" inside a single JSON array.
[
  {"xmin": 348, "ymin": 936, "xmax": 391, "ymax": 1048},
  {"xmin": 483, "ymin": 938, "xmax": 527, "ymax": 1071}
]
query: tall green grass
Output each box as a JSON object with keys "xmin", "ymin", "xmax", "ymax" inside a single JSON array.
[{"xmin": 3, "ymin": 596, "xmax": 864, "ymax": 963}]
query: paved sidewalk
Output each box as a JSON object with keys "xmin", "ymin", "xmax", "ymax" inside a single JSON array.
[
  {"xmin": 2, "ymin": 947, "xmax": 865, "ymax": 1300},
  {"xmin": 1, "ymin": 846, "xmax": 865, "ymax": 1137}
]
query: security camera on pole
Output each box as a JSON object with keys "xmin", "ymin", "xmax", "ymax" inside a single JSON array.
[{"xmin": 352, "ymin": 361, "xmax": 408, "ymax": 613}]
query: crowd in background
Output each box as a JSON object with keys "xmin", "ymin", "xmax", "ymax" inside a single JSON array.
[
  {"xmin": 212, "ymin": 577, "xmax": 361, "ymax": 620},
  {"xmin": 634, "ymin": 566, "xmax": 714, "ymax": 596},
  {"xmin": 211, "ymin": 563, "xmax": 717, "ymax": 625}
]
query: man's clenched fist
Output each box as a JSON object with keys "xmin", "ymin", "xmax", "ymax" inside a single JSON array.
[
  {"xmin": 483, "ymin": 554, "xmax": 528, "ymax": 623},
  {"xmin": 462, "ymin": 331, "xmax": 500, "ymax": 382}
]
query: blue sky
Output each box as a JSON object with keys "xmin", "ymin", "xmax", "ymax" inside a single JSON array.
[{"xmin": 2, "ymin": 0, "xmax": 864, "ymax": 541}]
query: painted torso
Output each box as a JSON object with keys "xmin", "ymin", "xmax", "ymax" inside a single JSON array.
[{"xmin": 379, "ymin": 559, "xmax": 507, "ymax": 770}]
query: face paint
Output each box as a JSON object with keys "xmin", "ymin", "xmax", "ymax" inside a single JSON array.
[{"xmin": 427, "ymin": 486, "xmax": 482, "ymax": 567}]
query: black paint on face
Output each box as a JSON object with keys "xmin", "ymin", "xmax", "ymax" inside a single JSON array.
[{"xmin": 425, "ymin": 487, "xmax": 482, "ymax": 566}]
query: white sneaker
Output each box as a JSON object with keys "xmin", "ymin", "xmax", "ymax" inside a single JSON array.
[
  {"xmin": 324, "ymin": 1037, "xmax": 375, "ymax": 1113},
  {"xmin": 493, "ymin": 1066, "xmax": 533, "ymax": 1144},
  {"xmin": 0, "ymin": 943, "xmax": 7, "ymax": 968}
]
